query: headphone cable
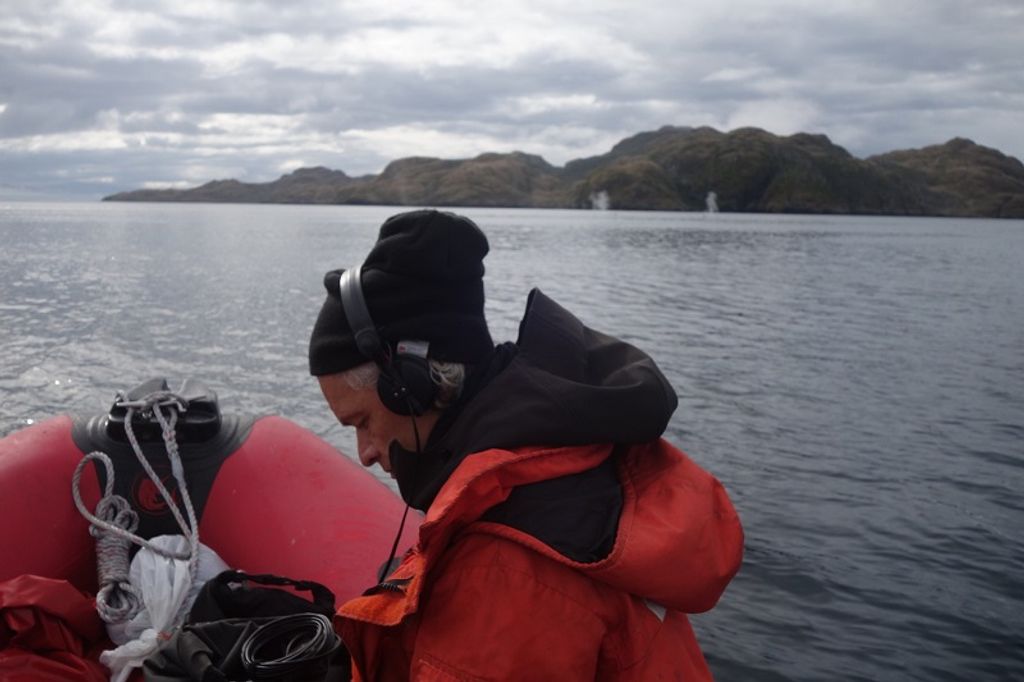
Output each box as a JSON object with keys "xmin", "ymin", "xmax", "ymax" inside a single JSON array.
[{"xmin": 377, "ymin": 406, "xmax": 422, "ymax": 584}]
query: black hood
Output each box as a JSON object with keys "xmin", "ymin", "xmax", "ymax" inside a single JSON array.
[
  {"xmin": 391, "ymin": 288, "xmax": 678, "ymax": 515},
  {"xmin": 454, "ymin": 288, "xmax": 677, "ymax": 450}
]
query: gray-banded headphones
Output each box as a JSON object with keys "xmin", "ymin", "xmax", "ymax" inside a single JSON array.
[{"xmin": 338, "ymin": 267, "xmax": 437, "ymax": 416}]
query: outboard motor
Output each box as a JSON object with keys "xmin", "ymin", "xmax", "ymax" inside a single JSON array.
[
  {"xmin": 72, "ymin": 378, "xmax": 254, "ymax": 541},
  {"xmin": 105, "ymin": 377, "xmax": 224, "ymax": 443}
]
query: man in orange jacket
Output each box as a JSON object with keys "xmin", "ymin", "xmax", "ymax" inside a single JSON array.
[{"xmin": 308, "ymin": 209, "xmax": 743, "ymax": 681}]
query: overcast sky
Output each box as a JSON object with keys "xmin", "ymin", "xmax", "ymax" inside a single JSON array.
[{"xmin": 1, "ymin": 0, "xmax": 1022, "ymax": 199}]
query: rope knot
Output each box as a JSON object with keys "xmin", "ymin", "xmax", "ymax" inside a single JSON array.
[{"xmin": 114, "ymin": 389, "xmax": 188, "ymax": 416}]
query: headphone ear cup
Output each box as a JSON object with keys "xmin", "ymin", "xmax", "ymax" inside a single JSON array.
[{"xmin": 377, "ymin": 356, "xmax": 437, "ymax": 416}]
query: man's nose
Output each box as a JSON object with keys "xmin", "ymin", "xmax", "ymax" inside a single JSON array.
[{"xmin": 356, "ymin": 430, "xmax": 379, "ymax": 467}]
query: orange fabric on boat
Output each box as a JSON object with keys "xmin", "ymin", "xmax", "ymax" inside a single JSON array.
[{"xmin": 0, "ymin": 574, "xmax": 110, "ymax": 682}]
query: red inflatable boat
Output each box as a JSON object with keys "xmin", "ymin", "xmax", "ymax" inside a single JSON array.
[{"xmin": 0, "ymin": 379, "xmax": 418, "ymax": 603}]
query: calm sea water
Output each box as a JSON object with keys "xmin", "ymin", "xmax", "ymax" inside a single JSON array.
[{"xmin": 1, "ymin": 202, "xmax": 1022, "ymax": 680}]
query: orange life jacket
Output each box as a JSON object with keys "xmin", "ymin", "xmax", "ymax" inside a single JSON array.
[{"xmin": 335, "ymin": 439, "xmax": 743, "ymax": 681}]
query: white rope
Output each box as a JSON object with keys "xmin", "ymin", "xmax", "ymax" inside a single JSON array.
[
  {"xmin": 122, "ymin": 392, "xmax": 201, "ymax": 584},
  {"xmin": 71, "ymin": 390, "xmax": 202, "ymax": 625},
  {"xmin": 72, "ymin": 452, "xmax": 144, "ymax": 624}
]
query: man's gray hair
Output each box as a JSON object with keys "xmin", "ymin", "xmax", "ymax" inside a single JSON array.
[{"xmin": 341, "ymin": 360, "xmax": 465, "ymax": 409}]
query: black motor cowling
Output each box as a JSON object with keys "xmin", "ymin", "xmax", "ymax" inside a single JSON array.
[
  {"xmin": 104, "ymin": 377, "xmax": 222, "ymax": 443},
  {"xmin": 72, "ymin": 378, "xmax": 254, "ymax": 542}
]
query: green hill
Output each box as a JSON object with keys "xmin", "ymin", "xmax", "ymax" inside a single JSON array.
[
  {"xmin": 870, "ymin": 138, "xmax": 1024, "ymax": 218},
  {"xmin": 104, "ymin": 126, "xmax": 1024, "ymax": 218}
]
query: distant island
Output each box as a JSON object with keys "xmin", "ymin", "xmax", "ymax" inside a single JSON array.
[{"xmin": 104, "ymin": 126, "xmax": 1024, "ymax": 219}]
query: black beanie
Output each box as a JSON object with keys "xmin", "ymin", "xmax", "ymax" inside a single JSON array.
[{"xmin": 308, "ymin": 209, "xmax": 494, "ymax": 376}]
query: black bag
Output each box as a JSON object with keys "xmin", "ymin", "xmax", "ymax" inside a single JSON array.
[
  {"xmin": 188, "ymin": 571, "xmax": 337, "ymax": 623},
  {"xmin": 144, "ymin": 571, "xmax": 351, "ymax": 682}
]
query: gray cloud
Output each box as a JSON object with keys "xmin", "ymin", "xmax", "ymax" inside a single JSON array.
[{"xmin": 1, "ymin": 0, "xmax": 1021, "ymax": 199}]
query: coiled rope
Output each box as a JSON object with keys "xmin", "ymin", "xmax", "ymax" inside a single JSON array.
[
  {"xmin": 72, "ymin": 452, "xmax": 143, "ymax": 623},
  {"xmin": 71, "ymin": 390, "xmax": 201, "ymax": 625}
]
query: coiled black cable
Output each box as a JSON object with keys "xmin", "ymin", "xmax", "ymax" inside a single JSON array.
[{"xmin": 240, "ymin": 612, "xmax": 342, "ymax": 680}]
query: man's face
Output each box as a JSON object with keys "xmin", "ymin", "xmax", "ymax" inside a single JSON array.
[{"xmin": 317, "ymin": 373, "xmax": 437, "ymax": 474}]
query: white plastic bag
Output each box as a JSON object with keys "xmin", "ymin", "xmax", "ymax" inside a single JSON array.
[{"xmin": 100, "ymin": 535, "xmax": 229, "ymax": 682}]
